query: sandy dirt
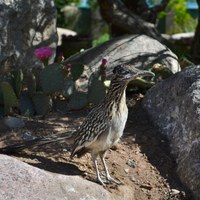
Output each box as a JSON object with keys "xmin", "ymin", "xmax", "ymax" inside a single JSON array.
[{"xmin": 0, "ymin": 94, "xmax": 194, "ymax": 200}]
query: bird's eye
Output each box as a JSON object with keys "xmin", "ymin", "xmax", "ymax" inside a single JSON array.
[
  {"xmin": 121, "ymin": 69, "xmax": 129, "ymax": 75},
  {"xmin": 113, "ymin": 65, "xmax": 129, "ymax": 75}
]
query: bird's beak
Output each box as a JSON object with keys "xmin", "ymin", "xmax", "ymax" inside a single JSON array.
[{"xmin": 131, "ymin": 68, "xmax": 155, "ymax": 79}]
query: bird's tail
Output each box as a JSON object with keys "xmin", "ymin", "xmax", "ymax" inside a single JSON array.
[{"xmin": 0, "ymin": 130, "xmax": 76, "ymax": 154}]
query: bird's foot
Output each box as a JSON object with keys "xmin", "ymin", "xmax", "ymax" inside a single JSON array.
[
  {"xmin": 100, "ymin": 172, "xmax": 106, "ymax": 179},
  {"xmin": 107, "ymin": 176, "xmax": 124, "ymax": 185},
  {"xmin": 99, "ymin": 173, "xmax": 112, "ymax": 184},
  {"xmin": 96, "ymin": 174, "xmax": 123, "ymax": 185},
  {"xmin": 96, "ymin": 177, "xmax": 107, "ymax": 186}
]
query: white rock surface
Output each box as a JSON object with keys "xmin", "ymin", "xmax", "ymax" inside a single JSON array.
[
  {"xmin": 143, "ymin": 66, "xmax": 200, "ymax": 200},
  {"xmin": 0, "ymin": 154, "xmax": 113, "ymax": 200},
  {"xmin": 65, "ymin": 34, "xmax": 180, "ymax": 75}
]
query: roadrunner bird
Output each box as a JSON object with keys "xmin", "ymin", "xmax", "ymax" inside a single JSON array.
[
  {"xmin": 0, "ymin": 64, "xmax": 154, "ymax": 185},
  {"xmin": 70, "ymin": 65, "xmax": 154, "ymax": 185}
]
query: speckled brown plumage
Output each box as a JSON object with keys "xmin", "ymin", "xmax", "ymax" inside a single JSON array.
[{"xmin": 70, "ymin": 65, "xmax": 154, "ymax": 185}]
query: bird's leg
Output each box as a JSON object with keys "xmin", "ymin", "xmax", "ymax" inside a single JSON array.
[
  {"xmin": 100, "ymin": 151, "xmax": 122, "ymax": 185},
  {"xmin": 92, "ymin": 153, "xmax": 106, "ymax": 185}
]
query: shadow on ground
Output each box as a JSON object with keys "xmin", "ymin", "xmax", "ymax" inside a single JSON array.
[
  {"xmin": 0, "ymin": 94, "xmax": 194, "ymax": 200},
  {"xmin": 124, "ymin": 97, "xmax": 193, "ymax": 199}
]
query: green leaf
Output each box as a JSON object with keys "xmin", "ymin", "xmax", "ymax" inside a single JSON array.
[
  {"xmin": 40, "ymin": 63, "xmax": 65, "ymax": 94},
  {"xmin": 71, "ymin": 63, "xmax": 84, "ymax": 81},
  {"xmin": 1, "ymin": 81, "xmax": 19, "ymax": 113},
  {"xmin": 32, "ymin": 92, "xmax": 52, "ymax": 116},
  {"xmin": 68, "ymin": 91, "xmax": 88, "ymax": 110}
]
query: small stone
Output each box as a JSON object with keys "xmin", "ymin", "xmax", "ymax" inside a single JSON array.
[
  {"xmin": 130, "ymin": 176, "xmax": 136, "ymax": 182},
  {"xmin": 170, "ymin": 189, "xmax": 180, "ymax": 195},
  {"xmin": 140, "ymin": 183, "xmax": 153, "ymax": 190},
  {"xmin": 124, "ymin": 168, "xmax": 129, "ymax": 174},
  {"xmin": 84, "ymin": 172, "xmax": 88, "ymax": 176},
  {"xmin": 23, "ymin": 132, "xmax": 36, "ymax": 141},
  {"xmin": 126, "ymin": 159, "xmax": 137, "ymax": 168},
  {"xmin": 62, "ymin": 148, "xmax": 68, "ymax": 152},
  {"xmin": 4, "ymin": 116, "xmax": 25, "ymax": 128},
  {"xmin": 150, "ymin": 166, "xmax": 155, "ymax": 170},
  {"xmin": 33, "ymin": 158, "xmax": 39, "ymax": 162}
]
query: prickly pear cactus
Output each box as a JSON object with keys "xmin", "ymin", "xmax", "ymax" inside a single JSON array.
[
  {"xmin": 68, "ymin": 90, "xmax": 88, "ymax": 110},
  {"xmin": 53, "ymin": 99, "xmax": 68, "ymax": 114},
  {"xmin": 12, "ymin": 69, "xmax": 23, "ymax": 98},
  {"xmin": 63, "ymin": 77, "xmax": 75, "ymax": 98},
  {"xmin": 32, "ymin": 92, "xmax": 52, "ymax": 116},
  {"xmin": 19, "ymin": 93, "xmax": 35, "ymax": 116},
  {"xmin": 70, "ymin": 63, "xmax": 84, "ymax": 81},
  {"xmin": 88, "ymin": 79, "xmax": 106, "ymax": 105},
  {"xmin": 88, "ymin": 71, "xmax": 107, "ymax": 105},
  {"xmin": 1, "ymin": 81, "xmax": 19, "ymax": 114},
  {"xmin": 26, "ymin": 72, "xmax": 37, "ymax": 95},
  {"xmin": 40, "ymin": 63, "xmax": 65, "ymax": 94}
]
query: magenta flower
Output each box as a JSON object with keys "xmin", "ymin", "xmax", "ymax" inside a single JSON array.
[
  {"xmin": 101, "ymin": 57, "xmax": 108, "ymax": 66},
  {"xmin": 34, "ymin": 47, "xmax": 52, "ymax": 61}
]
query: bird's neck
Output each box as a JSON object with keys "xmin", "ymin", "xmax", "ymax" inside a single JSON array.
[{"xmin": 103, "ymin": 79, "xmax": 127, "ymax": 112}]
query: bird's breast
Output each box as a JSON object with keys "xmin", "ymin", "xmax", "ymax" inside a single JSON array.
[
  {"xmin": 91, "ymin": 107, "xmax": 128, "ymax": 153},
  {"xmin": 108, "ymin": 101, "xmax": 128, "ymax": 146}
]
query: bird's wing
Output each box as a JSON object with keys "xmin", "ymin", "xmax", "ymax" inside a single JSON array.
[{"xmin": 70, "ymin": 109, "xmax": 110, "ymax": 157}]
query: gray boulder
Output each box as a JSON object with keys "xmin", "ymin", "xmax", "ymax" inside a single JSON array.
[
  {"xmin": 65, "ymin": 34, "xmax": 180, "ymax": 76},
  {"xmin": 0, "ymin": 154, "xmax": 113, "ymax": 200},
  {"xmin": 0, "ymin": 0, "xmax": 57, "ymax": 71},
  {"xmin": 143, "ymin": 66, "xmax": 200, "ymax": 200}
]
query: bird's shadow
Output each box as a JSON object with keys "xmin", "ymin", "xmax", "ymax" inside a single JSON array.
[{"xmin": 14, "ymin": 152, "xmax": 84, "ymax": 176}]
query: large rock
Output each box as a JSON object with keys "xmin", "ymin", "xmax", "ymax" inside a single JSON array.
[
  {"xmin": 0, "ymin": 154, "xmax": 113, "ymax": 200},
  {"xmin": 0, "ymin": 0, "xmax": 57, "ymax": 71},
  {"xmin": 65, "ymin": 34, "xmax": 180, "ymax": 76},
  {"xmin": 142, "ymin": 66, "xmax": 200, "ymax": 200}
]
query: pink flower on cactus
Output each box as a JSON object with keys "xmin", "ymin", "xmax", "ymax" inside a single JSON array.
[
  {"xmin": 101, "ymin": 57, "xmax": 108, "ymax": 66},
  {"xmin": 34, "ymin": 47, "xmax": 52, "ymax": 61}
]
